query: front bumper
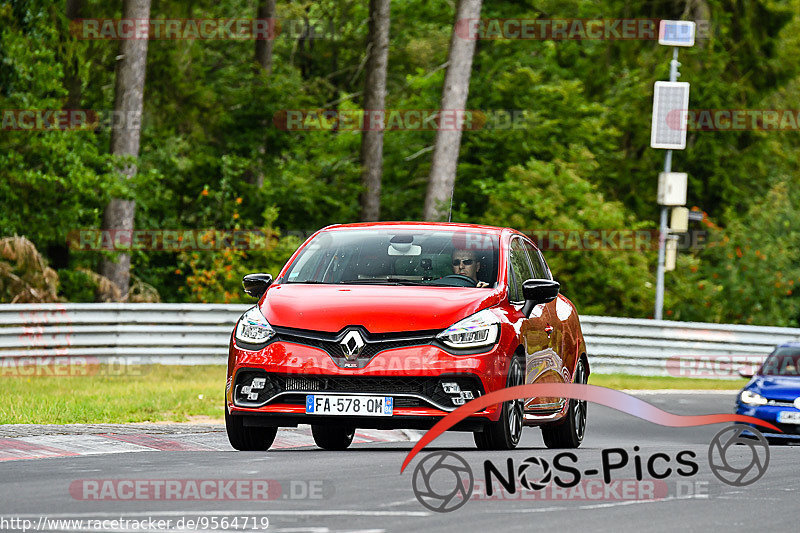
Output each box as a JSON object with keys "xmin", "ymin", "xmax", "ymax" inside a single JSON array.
[
  {"xmin": 227, "ymin": 337, "xmax": 506, "ymax": 424},
  {"xmin": 736, "ymin": 403, "xmax": 800, "ymax": 439}
]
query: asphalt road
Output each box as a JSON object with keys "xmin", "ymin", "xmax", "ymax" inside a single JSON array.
[{"xmin": 1, "ymin": 392, "xmax": 798, "ymax": 533}]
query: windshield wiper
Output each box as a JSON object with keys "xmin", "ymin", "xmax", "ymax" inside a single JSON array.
[
  {"xmin": 386, "ymin": 277, "xmax": 429, "ymax": 285},
  {"xmin": 340, "ymin": 278, "xmax": 428, "ymax": 286},
  {"xmin": 340, "ymin": 279, "xmax": 403, "ymax": 285}
]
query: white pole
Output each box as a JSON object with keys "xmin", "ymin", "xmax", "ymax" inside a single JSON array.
[{"xmin": 654, "ymin": 47, "xmax": 680, "ymax": 320}]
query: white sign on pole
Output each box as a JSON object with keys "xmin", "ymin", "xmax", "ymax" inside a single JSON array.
[
  {"xmin": 658, "ymin": 20, "xmax": 696, "ymax": 47},
  {"xmin": 651, "ymin": 81, "xmax": 690, "ymax": 150}
]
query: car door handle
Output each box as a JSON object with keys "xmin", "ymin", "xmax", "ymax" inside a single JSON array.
[{"xmin": 544, "ymin": 325, "xmax": 553, "ymax": 337}]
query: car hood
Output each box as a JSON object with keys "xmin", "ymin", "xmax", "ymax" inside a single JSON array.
[
  {"xmin": 260, "ymin": 284, "xmax": 501, "ymax": 333},
  {"xmin": 750, "ymin": 375, "xmax": 800, "ymax": 401}
]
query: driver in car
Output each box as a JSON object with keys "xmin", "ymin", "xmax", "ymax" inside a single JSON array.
[{"xmin": 452, "ymin": 249, "xmax": 489, "ymax": 288}]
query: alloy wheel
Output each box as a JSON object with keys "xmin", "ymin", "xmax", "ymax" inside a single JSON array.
[
  {"xmin": 507, "ymin": 359, "xmax": 525, "ymax": 444},
  {"xmin": 573, "ymin": 360, "xmax": 587, "ymax": 441}
]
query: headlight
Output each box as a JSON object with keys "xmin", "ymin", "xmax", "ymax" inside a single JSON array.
[
  {"xmin": 437, "ymin": 309, "xmax": 500, "ymax": 349},
  {"xmin": 739, "ymin": 390, "xmax": 768, "ymax": 406},
  {"xmin": 235, "ymin": 306, "xmax": 275, "ymax": 345}
]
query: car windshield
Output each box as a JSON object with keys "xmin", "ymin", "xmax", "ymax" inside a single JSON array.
[
  {"xmin": 283, "ymin": 229, "xmax": 499, "ymax": 287},
  {"xmin": 760, "ymin": 347, "xmax": 800, "ymax": 376}
]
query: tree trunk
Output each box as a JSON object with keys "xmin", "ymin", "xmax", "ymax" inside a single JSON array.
[
  {"xmin": 422, "ymin": 0, "xmax": 482, "ymax": 221},
  {"xmin": 359, "ymin": 0, "xmax": 391, "ymax": 222},
  {"xmin": 255, "ymin": 0, "xmax": 276, "ymax": 74},
  {"xmin": 292, "ymin": 10, "xmax": 313, "ymax": 78},
  {"xmin": 99, "ymin": 0, "xmax": 151, "ymax": 298},
  {"xmin": 64, "ymin": 0, "xmax": 83, "ymax": 110}
]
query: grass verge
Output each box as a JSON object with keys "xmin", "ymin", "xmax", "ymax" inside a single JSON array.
[
  {"xmin": 0, "ymin": 365, "xmax": 746, "ymax": 425},
  {"xmin": 0, "ymin": 365, "xmax": 227, "ymax": 425},
  {"xmin": 589, "ymin": 373, "xmax": 747, "ymax": 390}
]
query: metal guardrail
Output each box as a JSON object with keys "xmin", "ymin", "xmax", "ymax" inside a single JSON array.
[
  {"xmin": 0, "ymin": 303, "xmax": 247, "ymax": 365},
  {"xmin": 583, "ymin": 315, "xmax": 800, "ymax": 376},
  {"xmin": 3, "ymin": 303, "xmax": 800, "ymax": 375}
]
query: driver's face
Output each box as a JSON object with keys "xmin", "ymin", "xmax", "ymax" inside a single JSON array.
[{"xmin": 452, "ymin": 250, "xmax": 480, "ymax": 281}]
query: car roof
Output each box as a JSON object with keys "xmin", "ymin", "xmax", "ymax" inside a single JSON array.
[
  {"xmin": 777, "ymin": 342, "xmax": 800, "ymax": 348},
  {"xmin": 320, "ymin": 221, "xmax": 513, "ymax": 235}
]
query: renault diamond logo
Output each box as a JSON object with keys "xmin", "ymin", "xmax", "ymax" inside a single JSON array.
[{"xmin": 340, "ymin": 330, "xmax": 366, "ymax": 359}]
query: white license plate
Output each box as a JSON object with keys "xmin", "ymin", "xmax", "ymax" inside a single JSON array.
[
  {"xmin": 777, "ymin": 411, "xmax": 800, "ymax": 424},
  {"xmin": 305, "ymin": 395, "xmax": 393, "ymax": 416}
]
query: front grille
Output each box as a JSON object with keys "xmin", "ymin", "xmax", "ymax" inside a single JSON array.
[
  {"xmin": 271, "ymin": 326, "xmax": 436, "ymax": 368},
  {"xmin": 287, "ymin": 375, "xmax": 430, "ymax": 394},
  {"xmin": 233, "ymin": 371, "xmax": 484, "ymax": 410},
  {"xmin": 767, "ymin": 399, "xmax": 795, "ymax": 406},
  {"xmin": 771, "ymin": 423, "xmax": 800, "ymax": 436},
  {"xmin": 285, "ymin": 377, "xmax": 320, "ymax": 391}
]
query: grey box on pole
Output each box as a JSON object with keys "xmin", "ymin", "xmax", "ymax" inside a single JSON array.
[
  {"xmin": 658, "ymin": 172, "xmax": 688, "ymax": 205},
  {"xmin": 651, "ymin": 81, "xmax": 690, "ymax": 149}
]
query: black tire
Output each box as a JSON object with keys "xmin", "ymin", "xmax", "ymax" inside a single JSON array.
[
  {"xmin": 311, "ymin": 424, "xmax": 355, "ymax": 450},
  {"xmin": 474, "ymin": 357, "xmax": 525, "ymax": 450},
  {"xmin": 541, "ymin": 357, "xmax": 588, "ymax": 449},
  {"xmin": 225, "ymin": 405, "xmax": 278, "ymax": 451}
]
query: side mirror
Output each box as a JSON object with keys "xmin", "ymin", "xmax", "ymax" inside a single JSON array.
[
  {"xmin": 521, "ymin": 279, "xmax": 560, "ymax": 317},
  {"xmin": 738, "ymin": 366, "xmax": 755, "ymax": 379},
  {"xmin": 242, "ymin": 273, "xmax": 273, "ymax": 298}
]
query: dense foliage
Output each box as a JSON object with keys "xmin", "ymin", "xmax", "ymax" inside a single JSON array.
[{"xmin": 1, "ymin": 0, "xmax": 799, "ymax": 325}]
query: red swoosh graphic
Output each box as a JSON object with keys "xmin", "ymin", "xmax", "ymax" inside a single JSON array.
[{"xmin": 400, "ymin": 383, "xmax": 780, "ymax": 473}]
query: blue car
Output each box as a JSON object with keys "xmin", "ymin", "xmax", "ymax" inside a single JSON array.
[{"xmin": 737, "ymin": 343, "xmax": 800, "ymax": 443}]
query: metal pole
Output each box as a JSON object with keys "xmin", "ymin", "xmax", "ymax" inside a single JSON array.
[
  {"xmin": 654, "ymin": 48, "xmax": 680, "ymax": 320},
  {"xmin": 654, "ymin": 151, "xmax": 672, "ymax": 320}
]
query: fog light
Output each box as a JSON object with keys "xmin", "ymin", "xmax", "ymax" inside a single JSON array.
[
  {"xmin": 247, "ymin": 392, "xmax": 259, "ymax": 401},
  {"xmin": 251, "ymin": 378, "xmax": 266, "ymax": 390},
  {"xmin": 452, "ymin": 397, "xmax": 465, "ymax": 406},
  {"xmin": 442, "ymin": 382, "xmax": 461, "ymax": 394},
  {"xmin": 241, "ymin": 386, "xmax": 251, "ymax": 395},
  {"xmin": 462, "ymin": 391, "xmax": 474, "ymax": 400}
]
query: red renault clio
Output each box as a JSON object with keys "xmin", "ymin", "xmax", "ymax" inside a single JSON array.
[{"xmin": 226, "ymin": 222, "xmax": 588, "ymax": 451}]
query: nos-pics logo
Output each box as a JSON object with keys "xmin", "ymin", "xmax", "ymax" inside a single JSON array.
[{"xmin": 411, "ymin": 425, "xmax": 770, "ymax": 513}]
